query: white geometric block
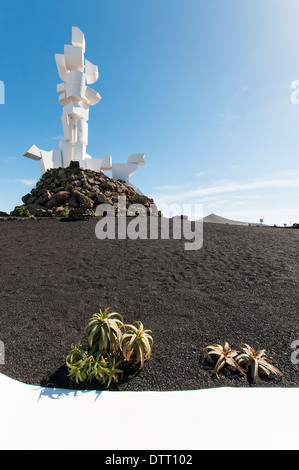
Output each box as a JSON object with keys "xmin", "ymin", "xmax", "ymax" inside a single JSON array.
[
  {"xmin": 85, "ymin": 154, "xmax": 112, "ymax": 172},
  {"xmin": 61, "ymin": 114, "xmax": 71, "ymax": 141},
  {"xmin": 81, "ymin": 101, "xmax": 90, "ymax": 111},
  {"xmin": 38, "ymin": 158, "xmax": 47, "ymax": 175},
  {"xmin": 85, "ymin": 86, "xmax": 101, "ymax": 106},
  {"xmin": 85, "ymin": 158, "xmax": 105, "ymax": 172},
  {"xmin": 60, "ymin": 141, "xmax": 73, "ymax": 167},
  {"xmin": 63, "ymin": 102, "xmax": 89, "ymax": 121},
  {"xmin": 64, "ymin": 45, "xmax": 84, "ymax": 72},
  {"xmin": 127, "ymin": 153, "xmax": 145, "ymax": 166},
  {"xmin": 85, "ymin": 59, "xmax": 99, "ymax": 85},
  {"xmin": 77, "ymin": 159, "xmax": 87, "ymax": 169},
  {"xmin": 39, "ymin": 149, "xmax": 61, "ymax": 174},
  {"xmin": 74, "ymin": 142, "xmax": 86, "ymax": 160},
  {"xmin": 55, "ymin": 54, "xmax": 68, "ymax": 82},
  {"xmin": 24, "ymin": 145, "xmax": 42, "ymax": 161},
  {"xmin": 112, "ymin": 163, "xmax": 138, "ymax": 184},
  {"xmin": 77, "ymin": 119, "xmax": 88, "ymax": 145},
  {"xmin": 85, "ymin": 87, "xmax": 101, "ymax": 106},
  {"xmin": 59, "ymin": 92, "xmax": 72, "ymax": 106},
  {"xmin": 57, "ymin": 83, "xmax": 66, "ymax": 94},
  {"xmin": 72, "ymin": 26, "xmax": 86, "ymax": 53},
  {"xmin": 52, "ymin": 149, "xmax": 63, "ymax": 168},
  {"xmin": 65, "ymin": 71, "xmax": 86, "ymax": 101},
  {"xmin": 102, "ymin": 155, "xmax": 112, "ymax": 171}
]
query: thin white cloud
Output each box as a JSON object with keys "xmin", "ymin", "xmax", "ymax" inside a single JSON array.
[
  {"xmin": 15, "ymin": 179, "xmax": 36, "ymax": 187},
  {"xmin": 152, "ymin": 183, "xmax": 192, "ymax": 192},
  {"xmin": 153, "ymin": 177, "xmax": 299, "ymax": 205},
  {"xmin": 233, "ymin": 86, "xmax": 248, "ymax": 99},
  {"xmin": 217, "ymin": 109, "xmax": 239, "ymax": 123}
]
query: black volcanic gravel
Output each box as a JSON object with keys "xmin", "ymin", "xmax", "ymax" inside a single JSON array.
[{"xmin": 0, "ymin": 217, "xmax": 298, "ymax": 391}]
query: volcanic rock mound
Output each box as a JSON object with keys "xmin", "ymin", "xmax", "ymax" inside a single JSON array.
[{"xmin": 11, "ymin": 163, "xmax": 156, "ymax": 219}]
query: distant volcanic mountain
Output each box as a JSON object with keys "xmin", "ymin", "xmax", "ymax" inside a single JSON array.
[{"xmin": 203, "ymin": 213, "xmax": 249, "ymax": 226}]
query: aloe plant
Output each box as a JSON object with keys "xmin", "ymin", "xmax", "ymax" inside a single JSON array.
[
  {"xmin": 66, "ymin": 344, "xmax": 124, "ymax": 387},
  {"xmin": 236, "ymin": 343, "xmax": 282, "ymax": 383},
  {"xmin": 121, "ymin": 321, "xmax": 153, "ymax": 370},
  {"xmin": 84, "ymin": 308, "xmax": 124, "ymax": 352},
  {"xmin": 66, "ymin": 310, "xmax": 153, "ymax": 388},
  {"xmin": 100, "ymin": 354, "xmax": 124, "ymax": 388},
  {"xmin": 66, "ymin": 343, "xmax": 94, "ymax": 384},
  {"xmin": 203, "ymin": 342, "xmax": 246, "ymax": 378}
]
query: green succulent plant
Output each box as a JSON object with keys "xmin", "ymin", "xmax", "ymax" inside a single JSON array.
[
  {"xmin": 236, "ymin": 343, "xmax": 283, "ymax": 383},
  {"xmin": 203, "ymin": 342, "xmax": 246, "ymax": 378},
  {"xmin": 10, "ymin": 205, "xmax": 32, "ymax": 217},
  {"xmin": 66, "ymin": 309, "xmax": 153, "ymax": 388},
  {"xmin": 66, "ymin": 343, "xmax": 124, "ymax": 387},
  {"xmin": 66, "ymin": 343, "xmax": 93, "ymax": 384},
  {"xmin": 130, "ymin": 195, "xmax": 149, "ymax": 205},
  {"xmin": 121, "ymin": 321, "xmax": 153, "ymax": 370},
  {"xmin": 56, "ymin": 207, "xmax": 70, "ymax": 217},
  {"xmin": 99, "ymin": 353, "xmax": 124, "ymax": 388},
  {"xmin": 84, "ymin": 308, "xmax": 124, "ymax": 352}
]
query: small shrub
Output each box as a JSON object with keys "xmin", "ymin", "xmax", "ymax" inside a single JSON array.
[
  {"xmin": 66, "ymin": 344, "xmax": 123, "ymax": 387},
  {"xmin": 66, "ymin": 308, "xmax": 153, "ymax": 387},
  {"xmin": 121, "ymin": 321, "xmax": 153, "ymax": 370},
  {"xmin": 130, "ymin": 194, "xmax": 149, "ymax": 205},
  {"xmin": 203, "ymin": 342, "xmax": 245, "ymax": 378},
  {"xmin": 84, "ymin": 308, "xmax": 124, "ymax": 352},
  {"xmin": 56, "ymin": 207, "xmax": 70, "ymax": 218},
  {"xmin": 203, "ymin": 341, "xmax": 282, "ymax": 383},
  {"xmin": 10, "ymin": 205, "xmax": 32, "ymax": 217},
  {"xmin": 236, "ymin": 343, "xmax": 282, "ymax": 383}
]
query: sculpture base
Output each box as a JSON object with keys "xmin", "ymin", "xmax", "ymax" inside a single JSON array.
[{"xmin": 11, "ymin": 165, "xmax": 156, "ymax": 219}]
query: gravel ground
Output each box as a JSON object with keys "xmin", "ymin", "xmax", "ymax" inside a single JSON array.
[{"xmin": 0, "ymin": 217, "xmax": 298, "ymax": 391}]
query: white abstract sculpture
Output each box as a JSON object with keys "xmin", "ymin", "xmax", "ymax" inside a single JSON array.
[{"xmin": 24, "ymin": 27, "xmax": 145, "ymax": 193}]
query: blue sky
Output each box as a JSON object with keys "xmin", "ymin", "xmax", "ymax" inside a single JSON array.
[{"xmin": 1, "ymin": 0, "xmax": 299, "ymax": 225}]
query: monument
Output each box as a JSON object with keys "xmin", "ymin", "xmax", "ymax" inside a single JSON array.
[{"xmin": 23, "ymin": 27, "xmax": 146, "ymax": 194}]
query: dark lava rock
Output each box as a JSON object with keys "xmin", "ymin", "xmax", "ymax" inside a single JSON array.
[{"xmin": 11, "ymin": 164, "xmax": 157, "ymax": 219}]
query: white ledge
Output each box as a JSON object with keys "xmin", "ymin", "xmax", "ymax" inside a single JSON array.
[{"xmin": 0, "ymin": 372, "xmax": 299, "ymax": 450}]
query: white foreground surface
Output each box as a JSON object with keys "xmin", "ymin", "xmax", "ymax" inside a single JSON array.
[{"xmin": 0, "ymin": 372, "xmax": 299, "ymax": 450}]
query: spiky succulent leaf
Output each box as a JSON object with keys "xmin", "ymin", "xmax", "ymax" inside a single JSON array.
[
  {"xmin": 203, "ymin": 342, "xmax": 246, "ymax": 377},
  {"xmin": 120, "ymin": 321, "xmax": 153, "ymax": 369},
  {"xmin": 84, "ymin": 308, "xmax": 124, "ymax": 352},
  {"xmin": 236, "ymin": 343, "xmax": 282, "ymax": 382}
]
